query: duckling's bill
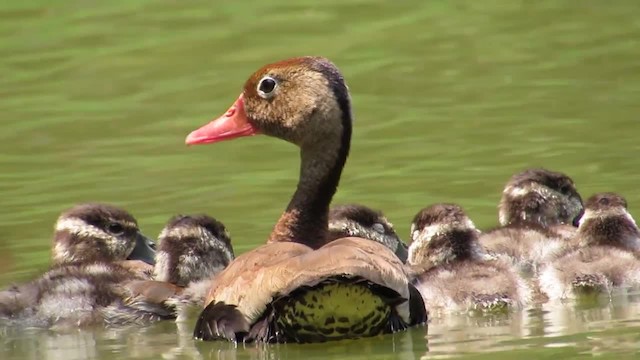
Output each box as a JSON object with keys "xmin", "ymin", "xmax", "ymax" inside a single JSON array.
[
  {"xmin": 186, "ymin": 94, "xmax": 260, "ymax": 145},
  {"xmin": 127, "ymin": 232, "xmax": 157, "ymax": 265},
  {"xmin": 395, "ymin": 242, "xmax": 409, "ymax": 263}
]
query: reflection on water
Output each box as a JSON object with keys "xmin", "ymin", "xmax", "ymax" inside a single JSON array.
[
  {"xmin": 2, "ymin": 0, "xmax": 640, "ymax": 358},
  {"xmin": 2, "ymin": 294, "xmax": 640, "ymax": 359}
]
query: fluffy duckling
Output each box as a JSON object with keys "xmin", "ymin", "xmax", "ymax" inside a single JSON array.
[
  {"xmin": 124, "ymin": 214, "xmax": 236, "ymax": 320},
  {"xmin": 409, "ymin": 204, "xmax": 531, "ymax": 315},
  {"xmin": 480, "ymin": 168, "xmax": 584, "ymax": 276},
  {"xmin": 539, "ymin": 193, "xmax": 640, "ymax": 300},
  {"xmin": 328, "ymin": 204, "xmax": 408, "ymax": 262},
  {"xmin": 154, "ymin": 214, "xmax": 234, "ymax": 287},
  {"xmin": 0, "ymin": 204, "xmax": 158, "ymax": 329},
  {"xmin": 52, "ymin": 203, "xmax": 156, "ymax": 267}
]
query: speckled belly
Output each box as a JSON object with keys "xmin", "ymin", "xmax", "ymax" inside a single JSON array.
[{"xmin": 273, "ymin": 281, "xmax": 391, "ymax": 342}]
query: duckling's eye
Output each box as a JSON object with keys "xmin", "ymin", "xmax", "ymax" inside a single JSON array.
[
  {"xmin": 257, "ymin": 76, "xmax": 277, "ymax": 98},
  {"xmin": 372, "ymin": 223, "xmax": 385, "ymax": 235},
  {"xmin": 106, "ymin": 223, "xmax": 125, "ymax": 235},
  {"xmin": 559, "ymin": 185, "xmax": 572, "ymax": 194}
]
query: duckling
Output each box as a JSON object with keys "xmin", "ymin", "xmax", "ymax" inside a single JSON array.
[
  {"xmin": 328, "ymin": 204, "xmax": 408, "ymax": 262},
  {"xmin": 480, "ymin": 168, "xmax": 584, "ymax": 276},
  {"xmin": 538, "ymin": 193, "xmax": 640, "ymax": 300},
  {"xmin": 52, "ymin": 203, "xmax": 156, "ymax": 268},
  {"xmin": 409, "ymin": 204, "xmax": 531, "ymax": 315},
  {"xmin": 0, "ymin": 204, "xmax": 158, "ymax": 329},
  {"xmin": 123, "ymin": 214, "xmax": 235, "ymax": 321},
  {"xmin": 154, "ymin": 214, "xmax": 234, "ymax": 287}
]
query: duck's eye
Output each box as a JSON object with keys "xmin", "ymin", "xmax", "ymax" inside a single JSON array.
[
  {"xmin": 372, "ymin": 223, "xmax": 385, "ymax": 235},
  {"xmin": 559, "ymin": 185, "xmax": 572, "ymax": 194},
  {"xmin": 106, "ymin": 223, "xmax": 125, "ymax": 235},
  {"xmin": 257, "ymin": 76, "xmax": 277, "ymax": 98}
]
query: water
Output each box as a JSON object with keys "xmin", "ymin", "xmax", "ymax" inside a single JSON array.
[{"xmin": 1, "ymin": 0, "xmax": 640, "ymax": 358}]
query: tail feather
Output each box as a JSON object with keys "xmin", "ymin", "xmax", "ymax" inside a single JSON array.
[
  {"xmin": 408, "ymin": 283, "xmax": 428, "ymax": 326},
  {"xmin": 193, "ymin": 302, "xmax": 249, "ymax": 342}
]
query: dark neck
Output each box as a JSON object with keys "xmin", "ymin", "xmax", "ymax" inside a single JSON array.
[{"xmin": 269, "ymin": 132, "xmax": 350, "ymax": 249}]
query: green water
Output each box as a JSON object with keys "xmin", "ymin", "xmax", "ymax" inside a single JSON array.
[{"xmin": 1, "ymin": 0, "xmax": 640, "ymax": 358}]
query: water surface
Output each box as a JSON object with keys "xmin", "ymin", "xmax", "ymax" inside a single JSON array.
[{"xmin": 1, "ymin": 0, "xmax": 640, "ymax": 358}]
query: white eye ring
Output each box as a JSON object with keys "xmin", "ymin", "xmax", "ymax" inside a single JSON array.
[
  {"xmin": 372, "ymin": 223, "xmax": 385, "ymax": 234},
  {"xmin": 257, "ymin": 76, "xmax": 277, "ymax": 99}
]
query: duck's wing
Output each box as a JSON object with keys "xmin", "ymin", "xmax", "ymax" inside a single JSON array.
[
  {"xmin": 115, "ymin": 260, "xmax": 154, "ymax": 279},
  {"xmin": 195, "ymin": 238, "xmax": 426, "ymax": 342},
  {"xmin": 101, "ymin": 280, "xmax": 183, "ymax": 325},
  {"xmin": 194, "ymin": 242, "xmax": 311, "ymax": 341}
]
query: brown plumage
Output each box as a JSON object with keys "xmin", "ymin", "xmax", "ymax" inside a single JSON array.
[
  {"xmin": 328, "ymin": 204, "xmax": 408, "ymax": 262},
  {"xmin": 186, "ymin": 56, "xmax": 426, "ymax": 343},
  {"xmin": 480, "ymin": 168, "xmax": 584, "ymax": 276},
  {"xmin": 408, "ymin": 204, "xmax": 532, "ymax": 315},
  {"xmin": 539, "ymin": 192, "xmax": 640, "ymax": 300}
]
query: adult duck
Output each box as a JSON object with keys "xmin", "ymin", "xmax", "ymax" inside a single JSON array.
[{"xmin": 186, "ymin": 56, "xmax": 427, "ymax": 343}]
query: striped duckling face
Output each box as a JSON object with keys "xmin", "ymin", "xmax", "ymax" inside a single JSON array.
[
  {"xmin": 408, "ymin": 203, "xmax": 484, "ymax": 267},
  {"xmin": 328, "ymin": 204, "xmax": 408, "ymax": 262},
  {"xmin": 499, "ymin": 168, "xmax": 584, "ymax": 228},
  {"xmin": 577, "ymin": 192, "xmax": 640, "ymax": 251},
  {"xmin": 52, "ymin": 203, "xmax": 156, "ymax": 266},
  {"xmin": 154, "ymin": 215, "xmax": 234, "ymax": 287}
]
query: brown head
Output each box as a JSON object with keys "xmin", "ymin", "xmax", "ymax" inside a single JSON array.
[
  {"xmin": 328, "ymin": 204, "xmax": 408, "ymax": 262},
  {"xmin": 154, "ymin": 214, "xmax": 234, "ymax": 287},
  {"xmin": 408, "ymin": 203, "xmax": 484, "ymax": 266},
  {"xmin": 185, "ymin": 56, "xmax": 351, "ymax": 150},
  {"xmin": 185, "ymin": 57, "xmax": 353, "ymax": 249},
  {"xmin": 498, "ymin": 168, "xmax": 584, "ymax": 228},
  {"xmin": 577, "ymin": 192, "xmax": 640, "ymax": 250},
  {"xmin": 52, "ymin": 203, "xmax": 156, "ymax": 266}
]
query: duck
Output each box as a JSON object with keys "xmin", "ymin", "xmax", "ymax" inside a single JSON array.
[
  {"xmin": 408, "ymin": 203, "xmax": 532, "ymax": 315},
  {"xmin": 154, "ymin": 214, "xmax": 234, "ymax": 287},
  {"xmin": 185, "ymin": 56, "xmax": 427, "ymax": 343},
  {"xmin": 479, "ymin": 168, "xmax": 584, "ymax": 276},
  {"xmin": 0, "ymin": 203, "xmax": 158, "ymax": 329},
  {"xmin": 51, "ymin": 203, "xmax": 156, "ymax": 268},
  {"xmin": 121, "ymin": 214, "xmax": 235, "ymax": 322},
  {"xmin": 328, "ymin": 204, "xmax": 408, "ymax": 262},
  {"xmin": 538, "ymin": 192, "xmax": 640, "ymax": 300}
]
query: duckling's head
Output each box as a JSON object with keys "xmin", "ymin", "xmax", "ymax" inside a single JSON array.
[
  {"xmin": 408, "ymin": 203, "xmax": 483, "ymax": 266},
  {"xmin": 185, "ymin": 56, "xmax": 351, "ymax": 149},
  {"xmin": 52, "ymin": 203, "xmax": 156, "ymax": 266},
  {"xmin": 328, "ymin": 204, "xmax": 408, "ymax": 262},
  {"xmin": 154, "ymin": 214, "xmax": 234, "ymax": 287},
  {"xmin": 578, "ymin": 192, "xmax": 640, "ymax": 249},
  {"xmin": 499, "ymin": 168, "xmax": 583, "ymax": 228}
]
